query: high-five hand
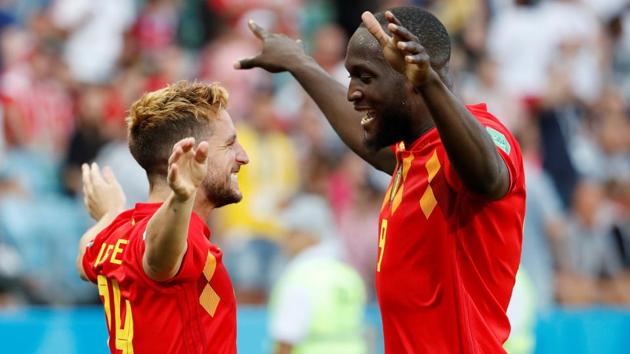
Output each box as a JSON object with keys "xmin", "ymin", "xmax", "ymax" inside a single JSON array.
[
  {"xmin": 82, "ymin": 163, "xmax": 126, "ymax": 221},
  {"xmin": 234, "ymin": 20, "xmax": 306, "ymax": 73},
  {"xmin": 361, "ymin": 11, "xmax": 436, "ymax": 88},
  {"xmin": 167, "ymin": 137, "xmax": 209, "ymax": 201}
]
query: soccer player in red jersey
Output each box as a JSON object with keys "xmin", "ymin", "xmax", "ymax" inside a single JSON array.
[
  {"xmin": 236, "ymin": 6, "xmax": 525, "ymax": 354},
  {"xmin": 76, "ymin": 81, "xmax": 249, "ymax": 354}
]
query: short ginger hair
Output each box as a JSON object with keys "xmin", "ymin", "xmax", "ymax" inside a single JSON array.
[{"xmin": 127, "ymin": 81, "xmax": 228, "ymax": 180}]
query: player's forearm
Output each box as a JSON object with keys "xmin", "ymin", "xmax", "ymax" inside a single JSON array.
[
  {"xmin": 143, "ymin": 192, "xmax": 194, "ymax": 281},
  {"xmin": 416, "ymin": 73, "xmax": 508, "ymax": 199},
  {"xmin": 76, "ymin": 211, "xmax": 120, "ymax": 280},
  {"xmin": 288, "ymin": 57, "xmax": 395, "ymax": 174}
]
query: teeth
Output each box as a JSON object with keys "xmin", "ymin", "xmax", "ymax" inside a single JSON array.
[{"xmin": 361, "ymin": 111, "xmax": 375, "ymax": 126}]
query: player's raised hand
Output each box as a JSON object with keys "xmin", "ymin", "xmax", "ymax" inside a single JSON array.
[
  {"xmin": 82, "ymin": 163, "xmax": 126, "ymax": 221},
  {"xmin": 167, "ymin": 137, "xmax": 208, "ymax": 201},
  {"xmin": 361, "ymin": 11, "xmax": 434, "ymax": 87},
  {"xmin": 234, "ymin": 20, "xmax": 305, "ymax": 73}
]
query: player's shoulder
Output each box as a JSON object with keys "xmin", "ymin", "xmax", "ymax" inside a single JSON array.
[
  {"xmin": 467, "ymin": 103, "xmax": 519, "ymax": 151},
  {"xmin": 466, "ymin": 103, "xmax": 505, "ymax": 128},
  {"xmin": 94, "ymin": 209, "xmax": 135, "ymax": 242}
]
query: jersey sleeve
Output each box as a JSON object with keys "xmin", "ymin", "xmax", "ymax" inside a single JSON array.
[
  {"xmin": 444, "ymin": 109, "xmax": 523, "ymax": 197},
  {"xmin": 125, "ymin": 213, "xmax": 210, "ymax": 290},
  {"xmin": 82, "ymin": 241, "xmax": 100, "ymax": 283}
]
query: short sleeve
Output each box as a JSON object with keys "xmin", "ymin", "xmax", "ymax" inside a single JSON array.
[
  {"xmin": 126, "ymin": 213, "xmax": 210, "ymax": 289},
  {"xmin": 82, "ymin": 241, "xmax": 100, "ymax": 283},
  {"xmin": 269, "ymin": 284, "xmax": 313, "ymax": 344},
  {"xmin": 444, "ymin": 108, "xmax": 523, "ymax": 196}
]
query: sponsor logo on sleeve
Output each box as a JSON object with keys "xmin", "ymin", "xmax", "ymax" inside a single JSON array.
[{"xmin": 486, "ymin": 127, "xmax": 511, "ymax": 154}]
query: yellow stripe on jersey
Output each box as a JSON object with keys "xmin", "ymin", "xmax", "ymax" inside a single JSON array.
[
  {"xmin": 426, "ymin": 150, "xmax": 441, "ymax": 183},
  {"xmin": 391, "ymin": 154, "xmax": 415, "ymax": 214},
  {"xmin": 419, "ymin": 149, "xmax": 441, "ymax": 219},
  {"xmin": 200, "ymin": 252, "xmax": 221, "ymax": 317}
]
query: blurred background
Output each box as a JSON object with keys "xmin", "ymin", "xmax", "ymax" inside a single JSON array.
[{"xmin": 0, "ymin": 0, "xmax": 628, "ymax": 353}]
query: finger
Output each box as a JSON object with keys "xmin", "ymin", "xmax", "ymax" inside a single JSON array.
[
  {"xmin": 82, "ymin": 163, "xmax": 91, "ymax": 189},
  {"xmin": 405, "ymin": 53, "xmax": 430, "ymax": 65},
  {"xmin": 234, "ymin": 56, "xmax": 260, "ymax": 70},
  {"xmin": 194, "ymin": 141, "xmax": 209, "ymax": 164},
  {"xmin": 169, "ymin": 146, "xmax": 183, "ymax": 165},
  {"xmin": 248, "ymin": 20, "xmax": 268, "ymax": 40},
  {"xmin": 385, "ymin": 11, "xmax": 402, "ymax": 26},
  {"xmin": 172, "ymin": 137, "xmax": 192, "ymax": 152},
  {"xmin": 181, "ymin": 137, "xmax": 194, "ymax": 154},
  {"xmin": 361, "ymin": 11, "xmax": 391, "ymax": 47},
  {"xmin": 168, "ymin": 163, "xmax": 178, "ymax": 185},
  {"xmin": 388, "ymin": 23, "xmax": 416, "ymax": 43},
  {"xmin": 397, "ymin": 41, "xmax": 423, "ymax": 55},
  {"xmin": 90, "ymin": 162, "xmax": 105, "ymax": 185}
]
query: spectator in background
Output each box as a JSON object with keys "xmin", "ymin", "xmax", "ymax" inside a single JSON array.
[
  {"xmin": 0, "ymin": 36, "xmax": 74, "ymax": 156},
  {"xmin": 269, "ymin": 194, "xmax": 367, "ymax": 354},
  {"xmin": 558, "ymin": 179, "xmax": 629, "ymax": 304},
  {"xmin": 460, "ymin": 53, "xmax": 525, "ymax": 132},
  {"xmin": 50, "ymin": 0, "xmax": 135, "ymax": 84},
  {"xmin": 62, "ymin": 85, "xmax": 109, "ymax": 196},
  {"xmin": 214, "ymin": 90, "xmax": 299, "ymax": 303},
  {"xmin": 519, "ymin": 120, "xmax": 569, "ymax": 309},
  {"xmin": 487, "ymin": 0, "xmax": 553, "ymax": 100}
]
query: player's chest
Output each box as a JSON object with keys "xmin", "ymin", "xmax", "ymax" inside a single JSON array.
[{"xmin": 380, "ymin": 148, "xmax": 453, "ymax": 223}]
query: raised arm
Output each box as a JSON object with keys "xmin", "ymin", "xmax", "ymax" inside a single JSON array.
[
  {"xmin": 77, "ymin": 163, "xmax": 126, "ymax": 280},
  {"xmin": 363, "ymin": 11, "xmax": 509, "ymax": 199},
  {"xmin": 142, "ymin": 137, "xmax": 209, "ymax": 281},
  {"xmin": 235, "ymin": 20, "xmax": 395, "ymax": 175}
]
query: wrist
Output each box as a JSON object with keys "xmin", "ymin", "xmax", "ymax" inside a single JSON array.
[
  {"xmin": 171, "ymin": 189, "xmax": 196, "ymax": 204},
  {"xmin": 413, "ymin": 69, "xmax": 442, "ymax": 93},
  {"xmin": 286, "ymin": 53, "xmax": 316, "ymax": 73}
]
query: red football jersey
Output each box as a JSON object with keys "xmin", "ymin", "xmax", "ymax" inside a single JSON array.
[
  {"xmin": 376, "ymin": 104, "xmax": 525, "ymax": 353},
  {"xmin": 82, "ymin": 203, "xmax": 237, "ymax": 354}
]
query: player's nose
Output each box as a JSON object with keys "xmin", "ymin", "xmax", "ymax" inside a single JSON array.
[
  {"xmin": 235, "ymin": 142, "xmax": 249, "ymax": 165},
  {"xmin": 347, "ymin": 88, "xmax": 363, "ymax": 103}
]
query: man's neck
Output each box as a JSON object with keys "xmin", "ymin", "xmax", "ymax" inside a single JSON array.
[{"xmin": 147, "ymin": 184, "xmax": 215, "ymax": 220}]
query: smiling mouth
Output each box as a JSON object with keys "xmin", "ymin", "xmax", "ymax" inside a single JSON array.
[{"xmin": 360, "ymin": 110, "xmax": 376, "ymax": 126}]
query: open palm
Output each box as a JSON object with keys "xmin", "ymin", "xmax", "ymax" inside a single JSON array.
[
  {"xmin": 167, "ymin": 137, "xmax": 209, "ymax": 201},
  {"xmin": 361, "ymin": 11, "xmax": 433, "ymax": 87}
]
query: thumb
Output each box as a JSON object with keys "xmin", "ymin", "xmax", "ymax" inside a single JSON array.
[{"xmin": 234, "ymin": 56, "xmax": 260, "ymax": 70}]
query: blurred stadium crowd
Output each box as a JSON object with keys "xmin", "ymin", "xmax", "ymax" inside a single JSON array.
[{"xmin": 0, "ymin": 0, "xmax": 628, "ymax": 318}]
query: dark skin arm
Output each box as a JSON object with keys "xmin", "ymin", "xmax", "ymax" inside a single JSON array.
[
  {"xmin": 363, "ymin": 11, "xmax": 510, "ymax": 199},
  {"xmin": 235, "ymin": 20, "xmax": 396, "ymax": 175}
]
